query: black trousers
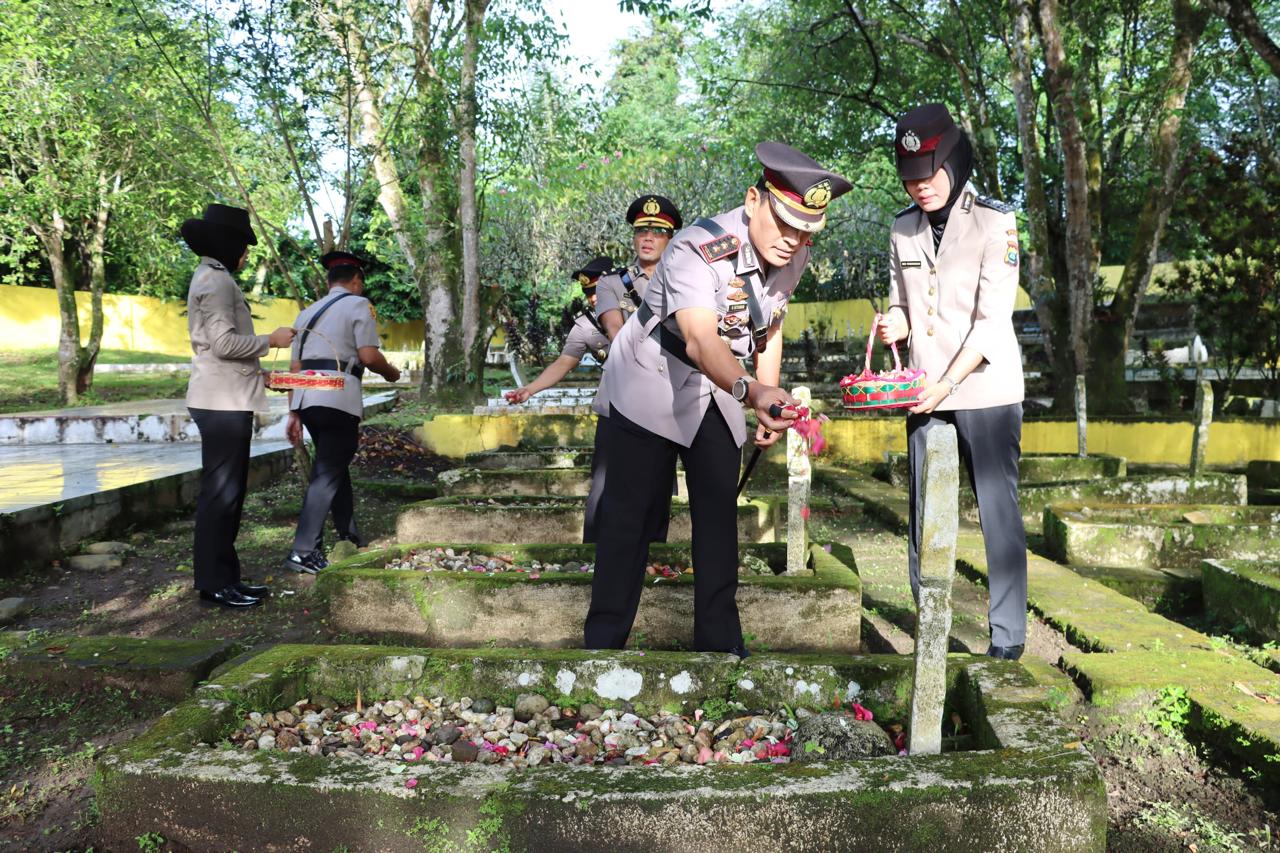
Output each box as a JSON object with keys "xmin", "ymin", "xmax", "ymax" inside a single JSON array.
[
  {"xmin": 585, "ymin": 404, "xmax": 742, "ymax": 652},
  {"xmin": 907, "ymin": 403, "xmax": 1028, "ymax": 647},
  {"xmin": 583, "ymin": 414, "xmax": 672, "ymax": 544},
  {"xmin": 190, "ymin": 408, "xmax": 254, "ymax": 592},
  {"xmin": 292, "ymin": 406, "xmax": 362, "ymax": 553}
]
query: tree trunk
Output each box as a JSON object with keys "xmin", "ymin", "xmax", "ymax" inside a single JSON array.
[
  {"xmin": 1036, "ymin": 0, "xmax": 1095, "ymax": 381},
  {"xmin": 1207, "ymin": 0, "xmax": 1280, "ymax": 79},
  {"xmin": 456, "ymin": 0, "xmax": 490, "ymax": 400},
  {"xmin": 1088, "ymin": 0, "xmax": 1209, "ymax": 412},
  {"xmin": 1008, "ymin": 0, "xmax": 1063, "ymax": 406}
]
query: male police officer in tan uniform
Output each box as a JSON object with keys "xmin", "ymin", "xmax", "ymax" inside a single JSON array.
[
  {"xmin": 880, "ymin": 103, "xmax": 1028, "ymax": 659},
  {"xmin": 596, "ymin": 195, "xmax": 682, "ymax": 339},
  {"xmin": 283, "ymin": 251, "xmax": 401, "ymax": 573},
  {"xmin": 585, "ymin": 143, "xmax": 851, "ymax": 654}
]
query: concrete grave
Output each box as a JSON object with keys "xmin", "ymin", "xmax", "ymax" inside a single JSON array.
[
  {"xmin": 1202, "ymin": 559, "xmax": 1280, "ymax": 644},
  {"xmin": 438, "ymin": 466, "xmax": 686, "ymax": 498},
  {"xmin": 463, "ymin": 447, "xmax": 593, "ymax": 470},
  {"xmin": 396, "ymin": 495, "xmax": 779, "ymax": 545},
  {"xmin": 1043, "ymin": 503, "xmax": 1280, "ymax": 569},
  {"xmin": 317, "ymin": 542, "xmax": 861, "ymax": 653},
  {"xmin": 975, "ymin": 472, "xmax": 1247, "ymax": 530},
  {"xmin": 885, "ymin": 452, "xmax": 1126, "ymax": 489},
  {"xmin": 96, "ymin": 645, "xmax": 1106, "ymax": 852}
]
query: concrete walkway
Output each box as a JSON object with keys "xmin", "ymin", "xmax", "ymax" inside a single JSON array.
[
  {"xmin": 0, "ymin": 391, "xmax": 397, "ymax": 445},
  {"xmin": 0, "ymin": 441, "xmax": 291, "ymax": 514}
]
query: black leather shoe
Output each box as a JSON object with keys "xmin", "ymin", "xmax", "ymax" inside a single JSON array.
[
  {"xmin": 337, "ymin": 535, "xmax": 364, "ymax": 548},
  {"xmin": 283, "ymin": 550, "xmax": 328, "ymax": 574},
  {"xmin": 235, "ymin": 581, "xmax": 269, "ymax": 599},
  {"xmin": 986, "ymin": 644, "xmax": 1025, "ymax": 660},
  {"xmin": 198, "ymin": 586, "xmax": 261, "ymax": 608},
  {"xmin": 729, "ymin": 645, "xmax": 752, "ymax": 659}
]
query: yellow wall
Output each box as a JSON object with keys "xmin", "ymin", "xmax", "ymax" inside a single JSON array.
[
  {"xmin": 0, "ymin": 283, "xmax": 423, "ymax": 358},
  {"xmin": 418, "ymin": 412, "xmax": 1280, "ymax": 467},
  {"xmin": 781, "ymin": 288, "xmax": 1033, "ymax": 342}
]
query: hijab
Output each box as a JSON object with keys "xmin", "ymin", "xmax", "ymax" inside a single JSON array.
[{"xmin": 923, "ymin": 133, "xmax": 974, "ymax": 250}]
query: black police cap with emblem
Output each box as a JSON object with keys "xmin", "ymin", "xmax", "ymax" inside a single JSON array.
[
  {"xmin": 625, "ymin": 195, "xmax": 682, "ymax": 232},
  {"xmin": 570, "ymin": 255, "xmax": 615, "ymax": 294},
  {"xmin": 755, "ymin": 142, "xmax": 852, "ymax": 233},
  {"xmin": 894, "ymin": 103, "xmax": 963, "ymax": 182},
  {"xmin": 319, "ymin": 251, "xmax": 366, "ymax": 272}
]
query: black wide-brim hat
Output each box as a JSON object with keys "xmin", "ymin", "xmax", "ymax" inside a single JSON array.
[
  {"xmin": 180, "ymin": 203, "xmax": 257, "ymax": 251},
  {"xmin": 894, "ymin": 104, "xmax": 963, "ymax": 182}
]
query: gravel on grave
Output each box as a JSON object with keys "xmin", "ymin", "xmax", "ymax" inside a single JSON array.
[
  {"xmin": 383, "ymin": 547, "xmax": 775, "ymax": 577},
  {"xmin": 216, "ymin": 695, "xmax": 903, "ymax": 771}
]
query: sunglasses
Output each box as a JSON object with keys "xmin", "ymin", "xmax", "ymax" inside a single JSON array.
[{"xmin": 634, "ymin": 227, "xmax": 672, "ymax": 236}]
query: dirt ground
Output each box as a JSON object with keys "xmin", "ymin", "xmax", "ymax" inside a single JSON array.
[{"xmin": 0, "ymin": 428, "xmax": 1276, "ymax": 851}]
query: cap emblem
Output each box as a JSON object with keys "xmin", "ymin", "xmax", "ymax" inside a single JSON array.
[
  {"xmin": 803, "ymin": 180, "xmax": 832, "ymax": 209},
  {"xmin": 902, "ymin": 131, "xmax": 921, "ymax": 153},
  {"xmin": 643, "ymin": 198, "xmax": 661, "ymax": 216}
]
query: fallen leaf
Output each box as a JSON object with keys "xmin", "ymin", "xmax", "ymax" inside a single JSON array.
[
  {"xmin": 1062, "ymin": 741, "xmax": 1082, "ymax": 750},
  {"xmin": 44, "ymin": 645, "xmax": 68, "ymax": 654}
]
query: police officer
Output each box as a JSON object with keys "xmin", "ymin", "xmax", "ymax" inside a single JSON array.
[
  {"xmin": 504, "ymin": 257, "xmax": 618, "ymax": 541},
  {"xmin": 585, "ymin": 143, "xmax": 851, "ymax": 653},
  {"xmin": 879, "ymin": 103, "xmax": 1028, "ymax": 659},
  {"xmin": 504, "ymin": 256, "xmax": 614, "ymax": 406},
  {"xmin": 283, "ymin": 251, "xmax": 401, "ymax": 573},
  {"xmin": 596, "ymin": 195, "xmax": 683, "ymax": 339},
  {"xmin": 183, "ymin": 203, "xmax": 296, "ymax": 609}
]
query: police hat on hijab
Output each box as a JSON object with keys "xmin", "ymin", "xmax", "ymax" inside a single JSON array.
[{"xmin": 893, "ymin": 103, "xmax": 964, "ymax": 182}]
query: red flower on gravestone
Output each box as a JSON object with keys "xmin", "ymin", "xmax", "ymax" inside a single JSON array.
[{"xmin": 851, "ymin": 703, "xmax": 873, "ymax": 722}]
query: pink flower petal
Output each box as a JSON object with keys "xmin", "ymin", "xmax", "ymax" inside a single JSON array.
[{"xmin": 405, "ymin": 778, "xmax": 418, "ymax": 789}]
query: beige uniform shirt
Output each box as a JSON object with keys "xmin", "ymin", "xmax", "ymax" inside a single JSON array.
[
  {"xmin": 289, "ymin": 286, "xmax": 382, "ymax": 419},
  {"xmin": 595, "ymin": 206, "xmax": 809, "ymax": 448},
  {"xmin": 594, "ymin": 262, "xmax": 651, "ymax": 321},
  {"xmin": 561, "ymin": 313, "xmax": 610, "ymax": 363},
  {"xmin": 887, "ymin": 186, "xmax": 1025, "ymax": 412},
  {"xmin": 185, "ymin": 257, "xmax": 270, "ymax": 412}
]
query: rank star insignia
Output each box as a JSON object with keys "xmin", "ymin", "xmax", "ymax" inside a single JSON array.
[
  {"xmin": 803, "ymin": 180, "xmax": 832, "ymax": 209},
  {"xmin": 643, "ymin": 197, "xmax": 660, "ymax": 216},
  {"xmin": 902, "ymin": 130, "xmax": 921, "ymax": 152},
  {"xmin": 698, "ymin": 234, "xmax": 740, "ymax": 263}
]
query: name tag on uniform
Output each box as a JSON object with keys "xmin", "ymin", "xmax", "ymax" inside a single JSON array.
[{"xmin": 900, "ymin": 260, "xmax": 922, "ymax": 269}]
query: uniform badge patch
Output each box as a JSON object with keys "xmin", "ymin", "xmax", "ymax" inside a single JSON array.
[
  {"xmin": 698, "ymin": 234, "xmax": 740, "ymax": 264},
  {"xmin": 722, "ymin": 314, "xmax": 741, "ymax": 327},
  {"xmin": 1005, "ymin": 242, "xmax": 1019, "ymax": 266},
  {"xmin": 727, "ymin": 289, "xmax": 748, "ymax": 302},
  {"xmin": 369, "ymin": 303, "xmax": 379, "ymax": 321}
]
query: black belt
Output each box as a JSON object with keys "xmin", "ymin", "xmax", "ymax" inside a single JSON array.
[
  {"xmin": 300, "ymin": 359, "xmax": 365, "ymax": 378},
  {"xmin": 636, "ymin": 302, "xmax": 697, "ymax": 369}
]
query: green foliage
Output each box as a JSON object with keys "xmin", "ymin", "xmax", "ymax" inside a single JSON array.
[
  {"xmin": 1146, "ymin": 686, "xmax": 1192, "ymax": 737},
  {"xmin": 135, "ymin": 833, "xmax": 166, "ymax": 853}
]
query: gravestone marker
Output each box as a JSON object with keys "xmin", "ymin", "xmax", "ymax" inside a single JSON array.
[
  {"xmin": 785, "ymin": 387, "xmax": 813, "ymax": 575},
  {"xmin": 910, "ymin": 424, "xmax": 958, "ymax": 755},
  {"xmin": 1075, "ymin": 375, "xmax": 1088, "ymax": 458},
  {"xmin": 1190, "ymin": 380, "xmax": 1213, "ymax": 475}
]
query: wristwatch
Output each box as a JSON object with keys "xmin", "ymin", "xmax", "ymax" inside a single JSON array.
[
  {"xmin": 731, "ymin": 375, "xmax": 754, "ymax": 403},
  {"xmin": 942, "ymin": 376, "xmax": 961, "ymax": 396}
]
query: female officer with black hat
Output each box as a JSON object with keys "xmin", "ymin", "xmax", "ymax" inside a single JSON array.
[
  {"xmin": 182, "ymin": 203, "xmax": 295, "ymax": 608},
  {"xmin": 878, "ymin": 103, "xmax": 1028, "ymax": 659}
]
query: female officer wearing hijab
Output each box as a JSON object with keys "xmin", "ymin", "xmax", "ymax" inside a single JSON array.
[
  {"xmin": 182, "ymin": 204, "xmax": 295, "ymax": 609},
  {"xmin": 878, "ymin": 104, "xmax": 1029, "ymax": 659}
]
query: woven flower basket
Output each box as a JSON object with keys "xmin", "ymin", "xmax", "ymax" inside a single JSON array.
[
  {"xmin": 265, "ymin": 328, "xmax": 346, "ymax": 392},
  {"xmin": 839, "ymin": 317, "xmax": 926, "ymax": 411}
]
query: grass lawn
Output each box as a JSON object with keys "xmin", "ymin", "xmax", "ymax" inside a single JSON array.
[{"xmin": 0, "ymin": 349, "xmax": 291, "ymax": 415}]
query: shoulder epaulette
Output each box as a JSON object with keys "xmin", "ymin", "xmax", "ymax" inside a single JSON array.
[
  {"xmin": 894, "ymin": 204, "xmax": 919, "ymax": 219},
  {"xmin": 975, "ymin": 195, "xmax": 1015, "ymax": 214},
  {"xmin": 698, "ymin": 233, "xmax": 740, "ymax": 264}
]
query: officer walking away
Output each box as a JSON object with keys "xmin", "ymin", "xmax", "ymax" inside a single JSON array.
[
  {"xmin": 504, "ymin": 256, "xmax": 614, "ymax": 405},
  {"xmin": 182, "ymin": 203, "xmax": 295, "ymax": 609},
  {"xmin": 283, "ymin": 251, "xmax": 401, "ymax": 574},
  {"xmin": 596, "ymin": 195, "xmax": 682, "ymax": 339},
  {"xmin": 879, "ymin": 103, "xmax": 1028, "ymax": 659},
  {"xmin": 585, "ymin": 143, "xmax": 851, "ymax": 653}
]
